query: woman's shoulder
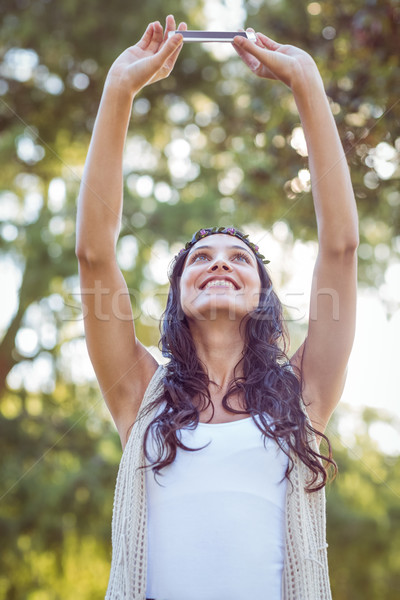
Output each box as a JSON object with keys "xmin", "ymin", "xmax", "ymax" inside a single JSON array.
[{"xmin": 144, "ymin": 362, "xmax": 166, "ymax": 395}]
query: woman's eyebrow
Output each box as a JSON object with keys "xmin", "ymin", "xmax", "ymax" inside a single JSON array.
[
  {"xmin": 188, "ymin": 244, "xmax": 255, "ymax": 258},
  {"xmin": 230, "ymin": 244, "xmax": 254, "ymax": 256},
  {"xmin": 188, "ymin": 244, "xmax": 211, "ymax": 254}
]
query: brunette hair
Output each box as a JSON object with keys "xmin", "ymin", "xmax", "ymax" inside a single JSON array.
[{"xmin": 140, "ymin": 233, "xmax": 337, "ymax": 493}]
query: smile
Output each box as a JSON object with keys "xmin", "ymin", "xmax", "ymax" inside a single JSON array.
[{"xmin": 204, "ymin": 279, "xmax": 237, "ymax": 290}]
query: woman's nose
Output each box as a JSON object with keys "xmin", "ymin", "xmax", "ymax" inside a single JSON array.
[{"xmin": 209, "ymin": 260, "xmax": 232, "ymax": 272}]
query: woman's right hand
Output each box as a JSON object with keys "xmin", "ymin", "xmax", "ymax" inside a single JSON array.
[{"xmin": 106, "ymin": 15, "xmax": 186, "ymax": 96}]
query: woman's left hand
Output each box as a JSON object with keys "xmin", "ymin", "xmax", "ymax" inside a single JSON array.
[{"xmin": 232, "ymin": 29, "xmax": 320, "ymax": 90}]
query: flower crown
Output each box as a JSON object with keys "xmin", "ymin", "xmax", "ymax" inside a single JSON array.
[{"xmin": 177, "ymin": 227, "xmax": 270, "ymax": 264}]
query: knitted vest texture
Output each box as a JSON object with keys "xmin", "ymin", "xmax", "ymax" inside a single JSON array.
[{"xmin": 105, "ymin": 364, "xmax": 332, "ymax": 600}]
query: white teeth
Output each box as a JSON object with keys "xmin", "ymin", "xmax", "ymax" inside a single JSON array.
[{"xmin": 204, "ymin": 279, "xmax": 236, "ymax": 289}]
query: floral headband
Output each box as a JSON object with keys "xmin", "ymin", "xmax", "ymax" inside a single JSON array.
[{"xmin": 177, "ymin": 226, "xmax": 270, "ymax": 264}]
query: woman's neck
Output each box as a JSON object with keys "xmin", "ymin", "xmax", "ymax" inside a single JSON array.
[{"xmin": 188, "ymin": 319, "xmax": 245, "ymax": 389}]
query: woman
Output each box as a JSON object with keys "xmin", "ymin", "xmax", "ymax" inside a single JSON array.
[{"xmin": 76, "ymin": 15, "xmax": 358, "ymax": 600}]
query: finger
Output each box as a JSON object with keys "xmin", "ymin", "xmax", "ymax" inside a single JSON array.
[
  {"xmin": 163, "ymin": 16, "xmax": 186, "ymax": 48},
  {"xmin": 148, "ymin": 20, "xmax": 164, "ymax": 51},
  {"xmin": 137, "ymin": 22, "xmax": 154, "ymax": 51},
  {"xmin": 152, "ymin": 32, "xmax": 183, "ymax": 68},
  {"xmin": 164, "ymin": 14, "xmax": 176, "ymax": 41},
  {"xmin": 233, "ymin": 34, "xmax": 274, "ymax": 62},
  {"xmin": 257, "ymin": 32, "xmax": 280, "ymax": 51},
  {"xmin": 165, "ymin": 25, "xmax": 187, "ymax": 69},
  {"xmin": 237, "ymin": 26, "xmax": 264, "ymax": 49},
  {"xmin": 233, "ymin": 35, "xmax": 279, "ymax": 78},
  {"xmin": 167, "ymin": 22, "xmax": 187, "ymax": 61},
  {"xmin": 232, "ymin": 41, "xmax": 261, "ymax": 72},
  {"xmin": 245, "ymin": 27, "xmax": 264, "ymax": 49},
  {"xmin": 235, "ymin": 27, "xmax": 262, "ymax": 49}
]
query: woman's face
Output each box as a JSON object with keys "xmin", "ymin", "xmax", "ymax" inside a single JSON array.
[{"xmin": 179, "ymin": 234, "xmax": 261, "ymax": 322}]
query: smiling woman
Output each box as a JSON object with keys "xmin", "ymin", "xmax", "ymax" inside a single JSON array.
[
  {"xmin": 76, "ymin": 14, "xmax": 358, "ymax": 600},
  {"xmin": 180, "ymin": 232, "xmax": 261, "ymax": 321}
]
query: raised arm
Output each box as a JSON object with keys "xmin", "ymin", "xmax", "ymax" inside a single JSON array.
[
  {"xmin": 233, "ymin": 31, "xmax": 359, "ymax": 437},
  {"xmin": 75, "ymin": 17, "xmax": 185, "ymax": 445}
]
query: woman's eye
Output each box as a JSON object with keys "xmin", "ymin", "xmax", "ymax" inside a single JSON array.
[
  {"xmin": 192, "ymin": 253, "xmax": 209, "ymax": 262},
  {"xmin": 233, "ymin": 253, "xmax": 250, "ymax": 263},
  {"xmin": 191, "ymin": 251, "xmax": 250, "ymax": 263}
]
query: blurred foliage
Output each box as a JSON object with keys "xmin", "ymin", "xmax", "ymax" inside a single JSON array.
[
  {"xmin": 0, "ymin": 0, "xmax": 399, "ymax": 598},
  {"xmin": 326, "ymin": 407, "xmax": 400, "ymax": 598},
  {"xmin": 0, "ymin": 383, "xmax": 117, "ymax": 598}
]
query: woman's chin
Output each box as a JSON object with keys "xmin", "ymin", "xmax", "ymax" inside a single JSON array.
[{"xmin": 184, "ymin": 298, "xmax": 254, "ymax": 322}]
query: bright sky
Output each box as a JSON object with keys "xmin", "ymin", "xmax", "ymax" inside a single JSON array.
[{"xmin": 247, "ymin": 227, "xmax": 400, "ymax": 456}]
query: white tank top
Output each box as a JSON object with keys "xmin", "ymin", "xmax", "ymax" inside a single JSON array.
[{"xmin": 145, "ymin": 413, "xmax": 289, "ymax": 600}]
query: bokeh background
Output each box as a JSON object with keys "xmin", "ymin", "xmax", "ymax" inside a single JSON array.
[{"xmin": 1, "ymin": 0, "xmax": 400, "ymax": 598}]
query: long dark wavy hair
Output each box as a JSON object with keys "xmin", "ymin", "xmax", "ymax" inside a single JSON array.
[{"xmin": 140, "ymin": 231, "xmax": 337, "ymax": 493}]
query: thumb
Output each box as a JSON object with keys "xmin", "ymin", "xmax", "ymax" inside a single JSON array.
[
  {"xmin": 234, "ymin": 35, "xmax": 289, "ymax": 81},
  {"xmin": 234, "ymin": 35, "xmax": 274, "ymax": 64},
  {"xmin": 152, "ymin": 33, "xmax": 183, "ymax": 68}
]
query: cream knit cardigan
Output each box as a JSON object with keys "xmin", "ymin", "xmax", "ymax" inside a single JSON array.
[{"xmin": 105, "ymin": 365, "xmax": 332, "ymax": 600}]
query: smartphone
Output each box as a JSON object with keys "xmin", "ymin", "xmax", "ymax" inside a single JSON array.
[{"xmin": 167, "ymin": 30, "xmax": 257, "ymax": 43}]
